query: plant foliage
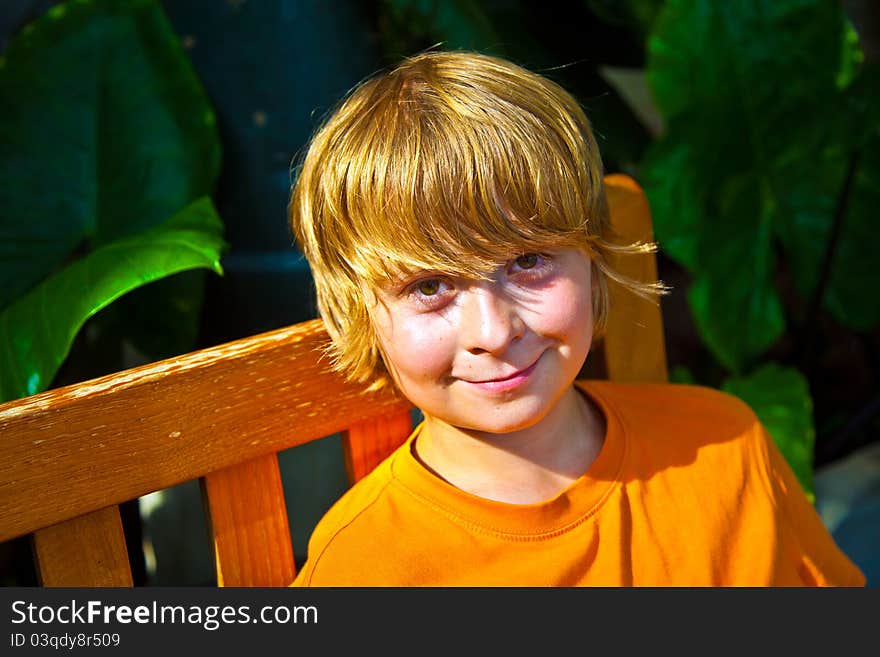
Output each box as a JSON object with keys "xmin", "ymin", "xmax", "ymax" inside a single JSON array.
[
  {"xmin": 643, "ymin": 0, "xmax": 876, "ymax": 373},
  {"xmin": 0, "ymin": 0, "xmax": 227, "ymax": 402}
]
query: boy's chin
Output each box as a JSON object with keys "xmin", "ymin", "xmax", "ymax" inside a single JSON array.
[{"xmin": 427, "ymin": 401, "xmax": 556, "ymax": 436}]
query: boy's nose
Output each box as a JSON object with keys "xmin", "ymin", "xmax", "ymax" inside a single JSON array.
[{"xmin": 459, "ymin": 285, "xmax": 524, "ymax": 355}]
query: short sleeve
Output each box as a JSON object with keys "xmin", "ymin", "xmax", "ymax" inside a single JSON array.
[{"xmin": 752, "ymin": 423, "xmax": 866, "ymax": 587}]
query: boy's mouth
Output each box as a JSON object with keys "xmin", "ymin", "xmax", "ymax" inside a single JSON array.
[{"xmin": 461, "ymin": 357, "xmax": 541, "ymax": 391}]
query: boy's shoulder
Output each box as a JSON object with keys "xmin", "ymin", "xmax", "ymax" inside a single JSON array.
[
  {"xmin": 578, "ymin": 379, "xmax": 758, "ymax": 432},
  {"xmin": 579, "ymin": 379, "xmax": 768, "ymax": 488}
]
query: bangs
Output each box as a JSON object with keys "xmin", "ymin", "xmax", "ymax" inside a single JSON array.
[{"xmin": 308, "ymin": 54, "xmax": 607, "ymax": 285}]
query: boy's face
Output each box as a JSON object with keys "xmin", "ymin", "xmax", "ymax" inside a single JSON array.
[{"xmin": 370, "ymin": 248, "xmax": 594, "ymax": 435}]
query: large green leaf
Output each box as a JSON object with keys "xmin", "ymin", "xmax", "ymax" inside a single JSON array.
[
  {"xmin": 822, "ymin": 136, "xmax": 880, "ymax": 330},
  {"xmin": 0, "ymin": 0, "xmax": 225, "ymax": 398},
  {"xmin": 642, "ymin": 0, "xmax": 865, "ymax": 370},
  {"xmin": 0, "ymin": 0, "xmax": 220, "ymax": 312},
  {"xmin": 771, "ymin": 56, "xmax": 880, "ymax": 332},
  {"xmin": 722, "ymin": 363, "xmax": 815, "ymax": 501},
  {"xmin": 0, "ymin": 197, "xmax": 224, "ymax": 402},
  {"xmin": 647, "ymin": 1, "xmax": 844, "ymax": 126},
  {"xmin": 640, "ymin": 137, "xmax": 703, "ymax": 271},
  {"xmin": 687, "ymin": 171, "xmax": 786, "ymax": 373},
  {"xmin": 772, "ymin": 148, "xmax": 879, "ymax": 332}
]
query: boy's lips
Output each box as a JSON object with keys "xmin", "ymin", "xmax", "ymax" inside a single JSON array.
[{"xmin": 459, "ymin": 357, "xmax": 541, "ymax": 392}]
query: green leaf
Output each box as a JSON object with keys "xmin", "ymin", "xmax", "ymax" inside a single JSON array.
[
  {"xmin": 837, "ymin": 62, "xmax": 880, "ymax": 152},
  {"xmin": 722, "ymin": 363, "xmax": 815, "ymax": 501},
  {"xmin": 0, "ymin": 197, "xmax": 225, "ymax": 402},
  {"xmin": 0, "ymin": 0, "xmax": 221, "ymax": 312},
  {"xmin": 0, "ymin": 0, "xmax": 225, "ymax": 395},
  {"xmin": 647, "ymin": 129, "xmax": 786, "ymax": 370},
  {"xmin": 642, "ymin": 0, "xmax": 862, "ymax": 370},
  {"xmin": 836, "ymin": 19, "xmax": 863, "ymax": 90},
  {"xmin": 823, "ymin": 137, "xmax": 880, "ymax": 330},
  {"xmin": 647, "ymin": 1, "xmax": 845, "ymax": 126},
  {"xmin": 774, "ymin": 59, "xmax": 880, "ymax": 332},
  {"xmin": 641, "ymin": 136, "xmax": 704, "ymax": 271},
  {"xmin": 688, "ymin": 172, "xmax": 786, "ymax": 373}
]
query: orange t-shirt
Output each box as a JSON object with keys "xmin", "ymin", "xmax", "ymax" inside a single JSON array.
[{"xmin": 291, "ymin": 381, "xmax": 865, "ymax": 586}]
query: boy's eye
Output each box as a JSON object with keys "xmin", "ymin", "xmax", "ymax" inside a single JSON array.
[
  {"xmin": 405, "ymin": 276, "xmax": 453, "ymax": 309},
  {"xmin": 514, "ymin": 253, "xmax": 540, "ymax": 270},
  {"xmin": 416, "ymin": 279, "xmax": 441, "ymax": 296}
]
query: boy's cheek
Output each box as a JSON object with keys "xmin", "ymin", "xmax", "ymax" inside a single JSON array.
[
  {"xmin": 525, "ymin": 286, "xmax": 592, "ymax": 335},
  {"xmin": 380, "ymin": 319, "xmax": 456, "ymax": 375}
]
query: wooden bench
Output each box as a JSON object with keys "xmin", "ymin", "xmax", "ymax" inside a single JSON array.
[{"xmin": 0, "ymin": 174, "xmax": 667, "ymax": 587}]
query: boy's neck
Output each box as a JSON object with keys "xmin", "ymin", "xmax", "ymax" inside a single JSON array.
[{"xmin": 413, "ymin": 385, "xmax": 606, "ymax": 505}]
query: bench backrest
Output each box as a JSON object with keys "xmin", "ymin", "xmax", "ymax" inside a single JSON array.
[{"xmin": 0, "ymin": 174, "xmax": 666, "ymax": 586}]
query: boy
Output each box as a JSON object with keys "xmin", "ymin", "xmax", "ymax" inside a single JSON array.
[{"xmin": 287, "ymin": 51, "xmax": 864, "ymax": 586}]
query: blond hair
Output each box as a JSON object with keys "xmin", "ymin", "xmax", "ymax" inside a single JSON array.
[{"xmin": 290, "ymin": 50, "xmax": 663, "ymax": 390}]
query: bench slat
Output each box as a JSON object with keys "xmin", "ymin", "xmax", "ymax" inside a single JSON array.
[
  {"xmin": 33, "ymin": 506, "xmax": 133, "ymax": 586},
  {"xmin": 342, "ymin": 410, "xmax": 414, "ymax": 484},
  {"xmin": 202, "ymin": 453, "xmax": 295, "ymax": 587}
]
